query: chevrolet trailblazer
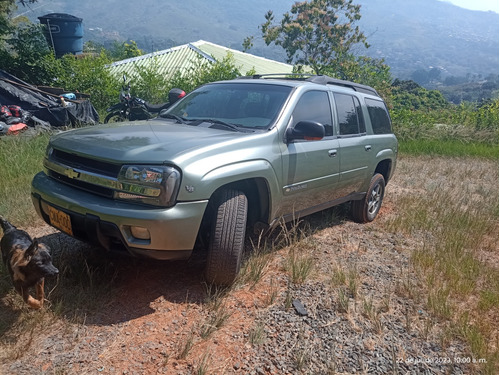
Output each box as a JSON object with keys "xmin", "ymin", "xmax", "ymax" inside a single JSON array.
[{"xmin": 31, "ymin": 74, "xmax": 398, "ymax": 285}]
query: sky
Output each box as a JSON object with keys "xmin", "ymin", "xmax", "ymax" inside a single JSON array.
[{"xmin": 441, "ymin": 0, "xmax": 499, "ymax": 13}]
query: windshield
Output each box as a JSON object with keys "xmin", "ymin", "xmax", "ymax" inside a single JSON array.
[{"xmin": 162, "ymin": 82, "xmax": 292, "ymax": 130}]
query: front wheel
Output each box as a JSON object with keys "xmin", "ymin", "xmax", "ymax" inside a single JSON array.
[
  {"xmin": 205, "ymin": 189, "xmax": 248, "ymax": 286},
  {"xmin": 352, "ymin": 173, "xmax": 385, "ymax": 223},
  {"xmin": 104, "ymin": 111, "xmax": 127, "ymax": 123}
]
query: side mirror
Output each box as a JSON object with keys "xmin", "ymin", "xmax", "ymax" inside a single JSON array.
[{"xmin": 286, "ymin": 121, "xmax": 325, "ymax": 143}]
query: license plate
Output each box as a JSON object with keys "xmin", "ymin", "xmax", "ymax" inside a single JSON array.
[{"xmin": 48, "ymin": 205, "xmax": 73, "ymax": 236}]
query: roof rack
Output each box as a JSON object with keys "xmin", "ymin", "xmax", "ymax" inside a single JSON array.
[{"xmin": 238, "ymin": 73, "xmax": 380, "ymax": 97}]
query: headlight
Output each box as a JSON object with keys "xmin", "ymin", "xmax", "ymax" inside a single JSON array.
[{"xmin": 114, "ymin": 165, "xmax": 181, "ymax": 207}]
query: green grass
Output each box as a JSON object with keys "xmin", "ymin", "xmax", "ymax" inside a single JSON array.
[
  {"xmin": 199, "ymin": 302, "xmax": 231, "ymax": 339},
  {"xmin": 177, "ymin": 330, "xmax": 196, "ymax": 359},
  {"xmin": 285, "ymin": 244, "xmax": 315, "ymax": 285},
  {"xmin": 399, "ymin": 139, "xmax": 498, "ymax": 158},
  {"xmin": 249, "ymin": 322, "xmax": 267, "ymax": 347},
  {"xmin": 238, "ymin": 236, "xmax": 273, "ymax": 289},
  {"xmin": 393, "ymin": 118, "xmax": 498, "ymax": 159},
  {"xmin": 0, "ymin": 134, "xmax": 50, "ymax": 225}
]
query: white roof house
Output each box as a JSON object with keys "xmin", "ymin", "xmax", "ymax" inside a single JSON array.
[{"xmin": 108, "ymin": 40, "xmax": 294, "ymax": 78}]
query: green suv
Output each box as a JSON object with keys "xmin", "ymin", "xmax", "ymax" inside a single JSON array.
[{"xmin": 31, "ymin": 74, "xmax": 397, "ymax": 285}]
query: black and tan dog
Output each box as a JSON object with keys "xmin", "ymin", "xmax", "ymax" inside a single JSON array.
[{"xmin": 0, "ymin": 216, "xmax": 58, "ymax": 309}]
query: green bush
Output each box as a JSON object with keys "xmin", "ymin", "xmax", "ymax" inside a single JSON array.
[
  {"xmin": 390, "ymin": 93, "xmax": 499, "ymax": 157},
  {"xmin": 127, "ymin": 57, "xmax": 170, "ymax": 104},
  {"xmin": 51, "ymin": 52, "xmax": 119, "ymax": 114}
]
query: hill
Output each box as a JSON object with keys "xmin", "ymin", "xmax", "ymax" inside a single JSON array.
[{"xmin": 17, "ymin": 0, "xmax": 499, "ymax": 80}]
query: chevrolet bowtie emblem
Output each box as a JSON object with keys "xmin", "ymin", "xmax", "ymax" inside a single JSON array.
[{"xmin": 64, "ymin": 168, "xmax": 80, "ymax": 179}]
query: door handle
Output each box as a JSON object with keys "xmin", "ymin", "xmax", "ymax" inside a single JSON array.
[
  {"xmin": 365, "ymin": 145, "xmax": 372, "ymax": 151},
  {"xmin": 328, "ymin": 149, "xmax": 337, "ymax": 157}
]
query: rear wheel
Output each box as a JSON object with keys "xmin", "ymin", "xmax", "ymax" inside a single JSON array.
[
  {"xmin": 352, "ymin": 173, "xmax": 385, "ymax": 223},
  {"xmin": 205, "ymin": 189, "xmax": 248, "ymax": 286}
]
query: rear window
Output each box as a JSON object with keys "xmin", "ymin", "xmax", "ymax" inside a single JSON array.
[
  {"xmin": 365, "ymin": 98, "xmax": 392, "ymax": 134},
  {"xmin": 334, "ymin": 93, "xmax": 366, "ymax": 135}
]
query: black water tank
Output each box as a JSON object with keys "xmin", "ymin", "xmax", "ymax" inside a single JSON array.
[{"xmin": 38, "ymin": 13, "xmax": 83, "ymax": 57}]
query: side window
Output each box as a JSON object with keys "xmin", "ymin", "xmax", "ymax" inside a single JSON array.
[
  {"xmin": 334, "ymin": 93, "xmax": 365, "ymax": 136},
  {"xmin": 365, "ymin": 98, "xmax": 392, "ymax": 134},
  {"xmin": 355, "ymin": 97, "xmax": 366, "ymax": 133},
  {"xmin": 292, "ymin": 90, "xmax": 333, "ymax": 137}
]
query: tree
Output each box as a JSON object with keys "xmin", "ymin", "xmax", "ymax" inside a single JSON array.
[
  {"xmin": 258, "ymin": 0, "xmax": 369, "ymax": 74},
  {"xmin": 0, "ymin": 22, "xmax": 54, "ymax": 84},
  {"xmin": 52, "ymin": 52, "xmax": 118, "ymax": 113},
  {"xmin": 129, "ymin": 57, "xmax": 170, "ymax": 104},
  {"xmin": 0, "ymin": 0, "xmax": 37, "ymax": 36},
  {"xmin": 390, "ymin": 79, "xmax": 450, "ymax": 111},
  {"xmin": 324, "ymin": 54, "xmax": 392, "ymax": 101},
  {"xmin": 0, "ymin": 1, "xmax": 42, "ymax": 79},
  {"xmin": 108, "ymin": 40, "xmax": 143, "ymax": 61}
]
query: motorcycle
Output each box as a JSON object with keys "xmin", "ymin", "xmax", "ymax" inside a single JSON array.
[{"xmin": 104, "ymin": 76, "xmax": 186, "ymax": 123}]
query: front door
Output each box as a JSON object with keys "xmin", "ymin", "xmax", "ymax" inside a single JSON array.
[{"xmin": 279, "ymin": 90, "xmax": 341, "ymax": 219}]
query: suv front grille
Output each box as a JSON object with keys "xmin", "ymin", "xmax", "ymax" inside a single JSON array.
[
  {"xmin": 47, "ymin": 169, "xmax": 114, "ymax": 198},
  {"xmin": 51, "ymin": 149, "xmax": 121, "ymax": 178},
  {"xmin": 46, "ymin": 149, "xmax": 121, "ymax": 198}
]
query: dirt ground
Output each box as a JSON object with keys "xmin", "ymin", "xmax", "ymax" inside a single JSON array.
[{"xmin": 0, "ymin": 158, "xmax": 498, "ymax": 375}]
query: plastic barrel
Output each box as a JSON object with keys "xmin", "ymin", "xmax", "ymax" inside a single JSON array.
[{"xmin": 38, "ymin": 13, "xmax": 83, "ymax": 57}]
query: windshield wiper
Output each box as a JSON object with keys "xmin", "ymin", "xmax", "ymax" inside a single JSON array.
[
  {"xmin": 161, "ymin": 113, "xmax": 190, "ymax": 124},
  {"xmin": 200, "ymin": 119, "xmax": 254, "ymax": 133}
]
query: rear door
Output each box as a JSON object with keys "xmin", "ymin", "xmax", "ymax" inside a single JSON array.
[
  {"xmin": 333, "ymin": 93, "xmax": 373, "ymax": 196},
  {"xmin": 279, "ymin": 89, "xmax": 340, "ymax": 219}
]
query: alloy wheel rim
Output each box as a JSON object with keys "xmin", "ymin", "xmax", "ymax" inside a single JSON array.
[{"xmin": 367, "ymin": 184, "xmax": 382, "ymax": 215}]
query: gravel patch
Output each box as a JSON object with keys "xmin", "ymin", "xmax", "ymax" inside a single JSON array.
[{"xmin": 241, "ymin": 222, "xmax": 469, "ymax": 375}]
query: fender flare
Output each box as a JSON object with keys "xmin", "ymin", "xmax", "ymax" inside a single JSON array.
[{"xmin": 177, "ymin": 159, "xmax": 282, "ymax": 221}]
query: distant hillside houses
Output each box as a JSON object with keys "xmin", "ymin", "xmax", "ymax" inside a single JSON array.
[{"xmin": 108, "ymin": 40, "xmax": 294, "ymax": 78}]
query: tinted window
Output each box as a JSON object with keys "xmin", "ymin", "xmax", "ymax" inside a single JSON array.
[
  {"xmin": 334, "ymin": 93, "xmax": 365, "ymax": 135},
  {"xmin": 354, "ymin": 97, "xmax": 366, "ymax": 133},
  {"xmin": 365, "ymin": 98, "xmax": 392, "ymax": 134},
  {"xmin": 292, "ymin": 90, "xmax": 333, "ymax": 136}
]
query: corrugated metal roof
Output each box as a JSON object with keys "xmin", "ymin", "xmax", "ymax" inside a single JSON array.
[
  {"xmin": 108, "ymin": 40, "xmax": 293, "ymax": 79},
  {"xmin": 194, "ymin": 40, "xmax": 294, "ymax": 75}
]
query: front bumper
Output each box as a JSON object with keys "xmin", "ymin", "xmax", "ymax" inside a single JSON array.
[{"xmin": 31, "ymin": 172, "xmax": 208, "ymax": 260}]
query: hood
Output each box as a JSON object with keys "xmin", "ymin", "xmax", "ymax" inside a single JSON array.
[{"xmin": 49, "ymin": 119, "xmax": 249, "ymax": 165}]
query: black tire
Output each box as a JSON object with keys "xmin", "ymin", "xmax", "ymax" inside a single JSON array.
[
  {"xmin": 104, "ymin": 112, "xmax": 126, "ymax": 123},
  {"xmin": 352, "ymin": 173, "xmax": 385, "ymax": 223},
  {"xmin": 205, "ymin": 189, "xmax": 248, "ymax": 286}
]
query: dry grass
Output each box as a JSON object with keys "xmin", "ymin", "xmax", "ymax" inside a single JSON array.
[{"xmin": 386, "ymin": 156, "xmax": 499, "ymax": 373}]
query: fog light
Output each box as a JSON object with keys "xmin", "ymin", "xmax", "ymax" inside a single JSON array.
[{"xmin": 130, "ymin": 226, "xmax": 151, "ymax": 240}]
